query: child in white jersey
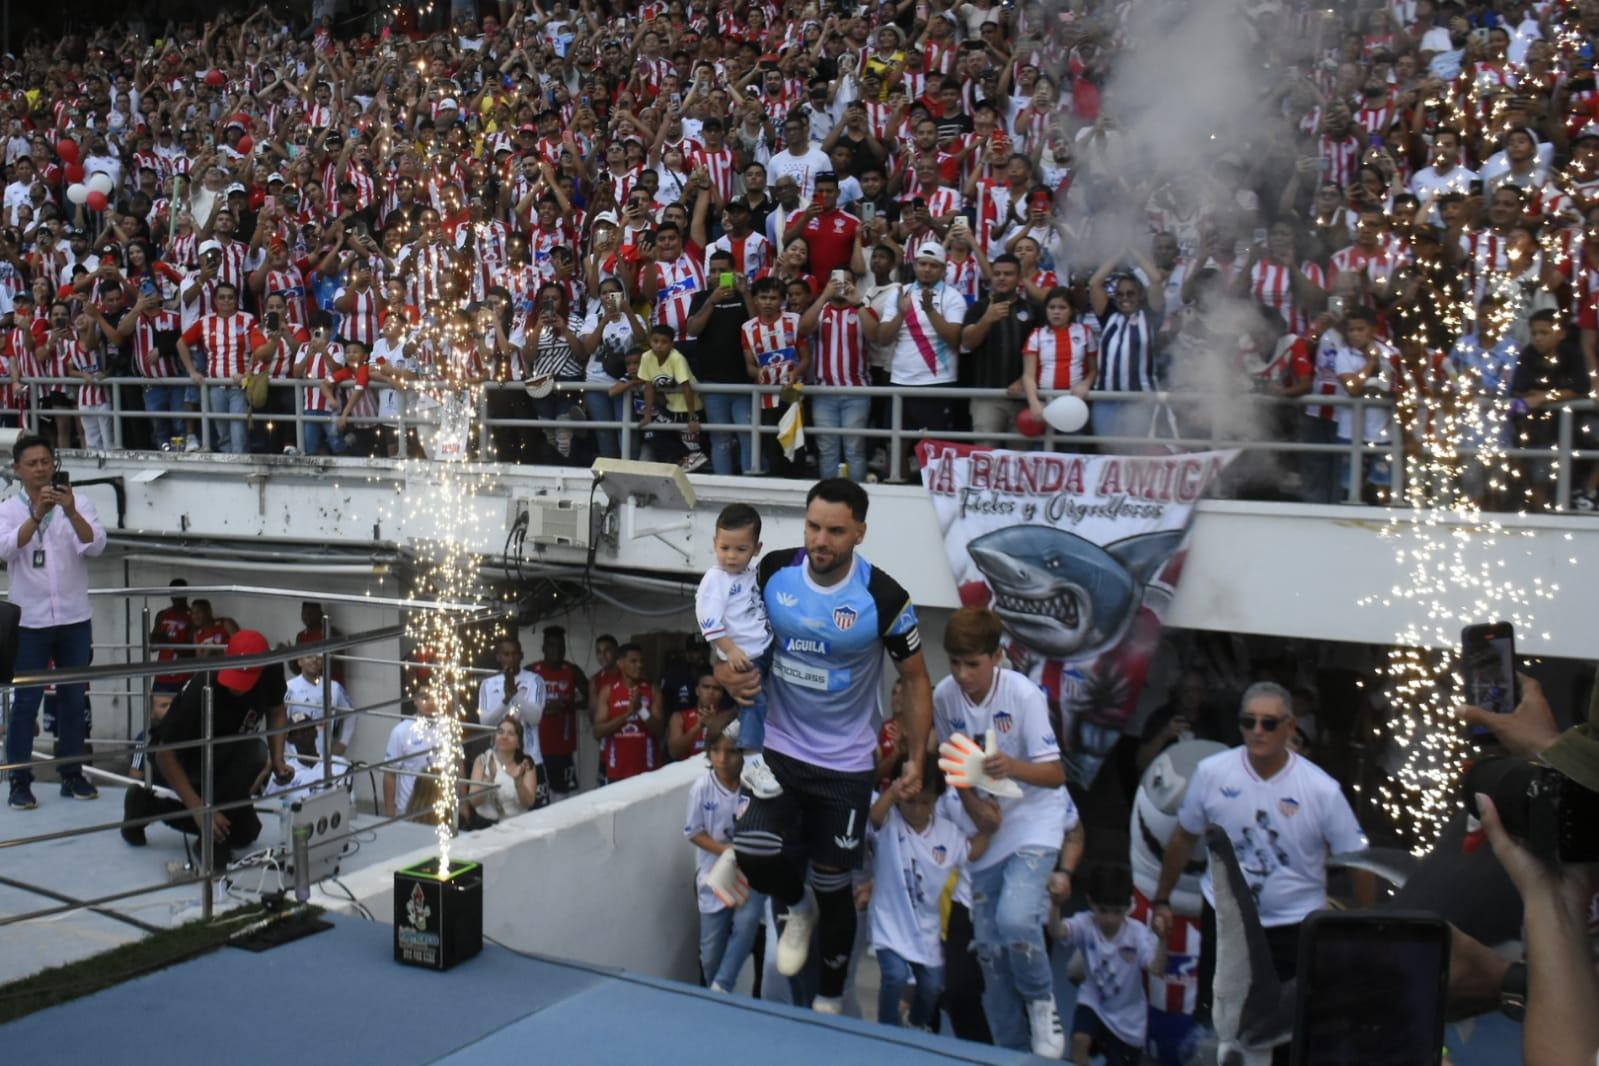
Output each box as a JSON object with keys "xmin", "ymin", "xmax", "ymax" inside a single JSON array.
[
  {"xmin": 932, "ymin": 607, "xmax": 1081, "ymax": 1059},
  {"xmin": 1056, "ymin": 865, "xmax": 1168, "ymax": 1066},
  {"xmin": 868, "ymin": 750, "xmax": 997, "ymax": 1029},
  {"xmin": 685, "ymin": 730, "xmax": 767, "ymax": 992},
  {"xmin": 694, "ymin": 503, "xmax": 779, "ymax": 798}
]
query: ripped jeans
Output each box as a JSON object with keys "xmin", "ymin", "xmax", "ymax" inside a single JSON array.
[{"xmin": 970, "ymin": 846, "xmax": 1060, "ymax": 1050}]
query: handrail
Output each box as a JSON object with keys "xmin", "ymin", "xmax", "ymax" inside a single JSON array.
[{"xmin": 90, "ymin": 584, "xmax": 489, "ymax": 613}]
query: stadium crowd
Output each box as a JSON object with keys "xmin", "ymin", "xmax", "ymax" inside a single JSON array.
[{"xmin": 0, "ymin": 0, "xmax": 1596, "ymax": 501}]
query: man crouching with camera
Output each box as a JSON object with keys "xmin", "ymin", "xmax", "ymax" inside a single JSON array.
[{"xmin": 1459, "ymin": 677, "xmax": 1599, "ymax": 1065}]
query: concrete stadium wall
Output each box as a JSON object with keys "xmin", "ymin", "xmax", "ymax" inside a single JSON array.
[{"xmin": 328, "ymin": 759, "xmax": 704, "ymax": 983}]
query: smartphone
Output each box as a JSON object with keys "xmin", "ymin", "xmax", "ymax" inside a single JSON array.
[
  {"xmin": 1327, "ymin": 295, "xmax": 1347, "ymax": 318},
  {"xmin": 605, "ymin": 291, "xmax": 623, "ymax": 310},
  {"xmin": 264, "ymin": 195, "xmax": 278, "ymax": 213},
  {"xmin": 52, "ymin": 470, "xmax": 71, "ymax": 489},
  {"xmin": 1461, "ymin": 621, "xmax": 1517, "ymax": 737},
  {"xmin": 264, "ymin": 311, "xmax": 281, "ymax": 331},
  {"xmin": 830, "ymin": 268, "xmax": 849, "ymax": 287},
  {"xmin": 860, "ymin": 201, "xmax": 876, "ymax": 224},
  {"xmin": 1291, "ymin": 912, "xmax": 1449, "ymax": 1066}
]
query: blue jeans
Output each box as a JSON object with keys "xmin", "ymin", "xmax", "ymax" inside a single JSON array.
[
  {"xmin": 971, "ymin": 846, "xmax": 1060, "ymax": 1050},
  {"xmin": 877, "ymin": 947, "xmax": 944, "ymax": 1028},
  {"xmin": 699, "ymin": 894, "xmax": 767, "ymax": 990},
  {"xmin": 303, "ymin": 414, "xmax": 350, "ymax": 456},
  {"xmin": 584, "ymin": 388, "xmax": 622, "ymax": 460},
  {"xmin": 700, "ymin": 391, "xmax": 758, "ymax": 475},
  {"xmin": 208, "ymin": 385, "xmax": 250, "ymax": 454},
  {"xmin": 811, "ymin": 395, "xmax": 870, "ymax": 480},
  {"xmin": 144, "ymin": 383, "xmax": 187, "ymax": 445},
  {"xmin": 6, "ymin": 620, "xmax": 93, "ymax": 786}
]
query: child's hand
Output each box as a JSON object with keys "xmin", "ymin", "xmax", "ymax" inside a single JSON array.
[
  {"xmin": 853, "ymin": 879, "xmax": 873, "ymax": 910},
  {"xmin": 1047, "ymin": 869, "xmax": 1072, "ymax": 904},
  {"xmin": 728, "ymin": 648, "xmax": 754, "ymax": 674}
]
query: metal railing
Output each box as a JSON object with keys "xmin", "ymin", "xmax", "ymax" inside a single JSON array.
[
  {"xmin": 0, "ymin": 585, "xmax": 511, "ymax": 925},
  {"xmin": 11, "ymin": 375, "xmax": 1599, "ymax": 508}
]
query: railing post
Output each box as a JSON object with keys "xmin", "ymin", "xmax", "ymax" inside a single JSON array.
[
  {"xmin": 1388, "ymin": 410, "xmax": 1405, "ymax": 504},
  {"xmin": 888, "ymin": 393, "xmax": 904, "ymax": 482},
  {"xmin": 294, "ymin": 387, "xmax": 306, "ymax": 454},
  {"xmin": 748, "ymin": 387, "xmax": 763, "ymax": 473},
  {"xmin": 1345, "ymin": 396, "xmax": 1364, "ymax": 504},
  {"xmin": 110, "ymin": 380, "xmax": 123, "ymax": 450},
  {"xmin": 198, "ymin": 380, "xmax": 212, "ymax": 453},
  {"xmin": 139, "ymin": 604, "xmax": 152, "ymax": 780},
  {"xmin": 321, "ymin": 649, "xmax": 333, "ymax": 787},
  {"xmin": 200, "ymin": 681, "xmax": 215, "ymax": 919},
  {"xmin": 1556, "ymin": 405, "xmax": 1574, "ymax": 510}
]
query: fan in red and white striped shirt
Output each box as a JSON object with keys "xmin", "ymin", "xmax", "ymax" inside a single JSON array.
[
  {"xmin": 177, "ymin": 290, "xmax": 268, "ymax": 382},
  {"xmin": 799, "ymin": 283, "xmax": 875, "ymax": 388}
]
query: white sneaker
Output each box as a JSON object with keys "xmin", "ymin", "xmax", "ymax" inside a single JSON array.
[
  {"xmin": 184, "ymin": 434, "xmax": 200, "ymax": 452},
  {"xmin": 776, "ymin": 889, "xmax": 816, "ymax": 977},
  {"xmin": 721, "ymin": 719, "xmax": 742, "ymax": 744},
  {"xmin": 680, "ymin": 451, "xmax": 709, "ymax": 472},
  {"xmin": 1027, "ymin": 996, "xmax": 1066, "ymax": 1058},
  {"xmin": 740, "ymin": 752, "xmax": 783, "ymax": 799},
  {"xmin": 709, "ymin": 982, "xmax": 730, "ymax": 993},
  {"xmin": 811, "ymin": 995, "xmax": 843, "ymax": 1015},
  {"xmin": 705, "ymin": 847, "xmax": 748, "ymax": 908}
]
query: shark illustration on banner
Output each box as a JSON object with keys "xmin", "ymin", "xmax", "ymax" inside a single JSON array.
[{"xmin": 916, "ymin": 442, "xmax": 1237, "ymax": 787}]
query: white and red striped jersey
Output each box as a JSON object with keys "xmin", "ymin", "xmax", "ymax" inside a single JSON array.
[
  {"xmin": 604, "ymin": 164, "xmax": 644, "ymax": 210},
  {"xmin": 706, "ymin": 230, "xmax": 774, "ymax": 280},
  {"xmin": 1462, "ymin": 228, "xmax": 1513, "ymax": 277},
  {"xmin": 1025, "ymin": 323, "xmax": 1097, "ymax": 389},
  {"xmin": 166, "ymin": 231, "xmax": 198, "ymax": 272},
  {"xmin": 1247, "ymin": 258, "xmax": 1327, "ymax": 335},
  {"xmin": 649, "ymin": 254, "xmax": 706, "ymax": 336},
  {"xmin": 65, "ymin": 339, "xmax": 107, "ymax": 408},
  {"xmin": 902, "ymin": 228, "xmax": 942, "ymax": 264},
  {"xmin": 923, "ymin": 39, "xmax": 958, "ymax": 75},
  {"xmin": 1319, "ymin": 134, "xmax": 1361, "ymax": 188},
  {"xmin": 688, "ymin": 145, "xmax": 738, "ymax": 202},
  {"xmin": 458, "ymin": 219, "xmax": 512, "ymax": 300},
  {"xmin": 526, "ymin": 222, "xmax": 575, "ymax": 281},
  {"xmin": 303, "ymin": 103, "xmax": 334, "ymax": 129},
  {"xmin": 295, "ymin": 343, "xmax": 343, "ymax": 412},
  {"xmin": 180, "ymin": 311, "xmax": 267, "ymax": 380},
  {"xmin": 945, "ymin": 255, "xmax": 982, "ymax": 303},
  {"xmin": 1327, "ymin": 242, "xmax": 1408, "ymax": 292},
  {"xmin": 637, "ymin": 56, "xmax": 678, "ymax": 98},
  {"xmin": 1353, "ymin": 103, "xmax": 1397, "ymax": 138},
  {"xmin": 255, "ymin": 326, "xmax": 310, "ymax": 378},
  {"xmin": 404, "ymin": 241, "xmax": 455, "ymax": 307},
  {"xmin": 210, "ymin": 239, "xmax": 250, "ymax": 291},
  {"xmin": 971, "ymin": 179, "xmax": 1018, "ymax": 256},
  {"xmin": 132, "ymin": 310, "xmax": 183, "ymax": 379},
  {"xmin": 334, "ymin": 284, "xmax": 381, "ymax": 346},
  {"xmin": 924, "ymin": 185, "xmax": 964, "ymax": 219},
  {"xmin": 810, "ymin": 303, "xmax": 870, "ymax": 387},
  {"xmin": 261, "ymin": 262, "xmax": 312, "ymax": 328},
  {"xmin": 741, "ymin": 311, "xmax": 803, "ymax": 409}
]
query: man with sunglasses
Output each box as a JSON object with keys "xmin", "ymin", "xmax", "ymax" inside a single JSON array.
[{"xmin": 1149, "ymin": 681, "xmax": 1372, "ymax": 1033}]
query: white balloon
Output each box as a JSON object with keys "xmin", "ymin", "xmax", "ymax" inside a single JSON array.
[
  {"xmin": 86, "ymin": 173, "xmax": 114, "ymax": 196},
  {"xmin": 1043, "ymin": 394, "xmax": 1090, "ymax": 434},
  {"xmin": 66, "ymin": 182, "xmax": 88, "ymax": 205}
]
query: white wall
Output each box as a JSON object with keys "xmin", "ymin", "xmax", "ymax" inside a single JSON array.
[{"xmin": 329, "ymin": 759, "xmax": 703, "ymax": 981}]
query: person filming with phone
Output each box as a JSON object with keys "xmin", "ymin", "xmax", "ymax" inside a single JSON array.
[{"xmin": 1, "ymin": 435, "xmax": 107, "ymax": 811}]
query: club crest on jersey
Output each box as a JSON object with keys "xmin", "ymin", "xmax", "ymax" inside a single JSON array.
[
  {"xmin": 994, "ymin": 710, "xmax": 1014, "ymax": 734},
  {"xmin": 1279, "ymin": 797, "xmax": 1300, "ymax": 818},
  {"xmin": 1220, "ymin": 785, "xmax": 1242, "ymax": 799},
  {"xmin": 832, "ymin": 605, "xmax": 859, "ymax": 630},
  {"xmin": 932, "ymin": 845, "xmax": 948, "ymax": 863},
  {"xmin": 1118, "ymin": 945, "xmax": 1139, "ymax": 963}
]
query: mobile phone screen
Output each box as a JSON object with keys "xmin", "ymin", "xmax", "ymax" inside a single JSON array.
[
  {"xmin": 1461, "ymin": 622, "xmax": 1516, "ymax": 733},
  {"xmin": 1292, "ymin": 912, "xmax": 1448, "ymax": 1066}
]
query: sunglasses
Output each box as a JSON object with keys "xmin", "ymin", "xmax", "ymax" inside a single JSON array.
[{"xmin": 1238, "ymin": 714, "xmax": 1287, "ymax": 733}]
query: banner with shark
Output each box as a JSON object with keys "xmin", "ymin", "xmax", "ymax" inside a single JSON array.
[{"xmin": 916, "ymin": 442, "xmax": 1237, "ymax": 787}]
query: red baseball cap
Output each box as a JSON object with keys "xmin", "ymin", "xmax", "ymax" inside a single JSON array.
[{"xmin": 217, "ymin": 629, "xmax": 270, "ymax": 694}]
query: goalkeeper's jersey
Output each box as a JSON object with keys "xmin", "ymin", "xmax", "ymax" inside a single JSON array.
[{"xmin": 757, "ymin": 548, "xmax": 920, "ymax": 773}]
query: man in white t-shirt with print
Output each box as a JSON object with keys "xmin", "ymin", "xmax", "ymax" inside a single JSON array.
[
  {"xmin": 932, "ymin": 607, "xmax": 1083, "ymax": 1058},
  {"xmin": 1152, "ymin": 681, "xmax": 1373, "ymax": 1026},
  {"xmin": 477, "ymin": 634, "xmax": 549, "ymax": 808}
]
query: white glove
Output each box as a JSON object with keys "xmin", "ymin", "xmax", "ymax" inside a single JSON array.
[
  {"xmin": 937, "ymin": 728, "xmax": 1023, "ymax": 799},
  {"xmin": 705, "ymin": 846, "xmax": 751, "ymax": 908}
]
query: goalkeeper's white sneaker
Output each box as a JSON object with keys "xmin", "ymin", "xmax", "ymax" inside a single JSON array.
[
  {"xmin": 705, "ymin": 848, "xmax": 744, "ymax": 908},
  {"xmin": 722, "ymin": 718, "xmax": 742, "ymax": 744},
  {"xmin": 740, "ymin": 752, "xmax": 783, "ymax": 799},
  {"xmin": 776, "ymin": 889, "xmax": 817, "ymax": 976}
]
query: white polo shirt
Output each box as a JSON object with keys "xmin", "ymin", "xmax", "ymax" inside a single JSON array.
[{"xmin": 477, "ymin": 669, "xmax": 546, "ymax": 764}]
